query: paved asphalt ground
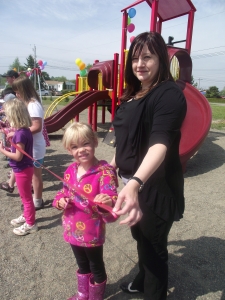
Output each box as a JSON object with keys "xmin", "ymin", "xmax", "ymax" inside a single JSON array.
[{"xmin": 0, "ymin": 109, "xmax": 224, "ymax": 300}]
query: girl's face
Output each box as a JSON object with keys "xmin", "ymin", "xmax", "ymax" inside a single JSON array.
[
  {"xmin": 132, "ymin": 44, "xmax": 159, "ymax": 89},
  {"xmin": 68, "ymin": 138, "xmax": 97, "ymax": 166}
]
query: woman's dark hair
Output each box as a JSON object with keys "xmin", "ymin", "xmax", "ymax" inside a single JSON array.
[{"xmin": 121, "ymin": 31, "xmax": 174, "ymax": 101}]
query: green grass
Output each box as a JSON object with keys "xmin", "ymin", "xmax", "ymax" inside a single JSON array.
[{"xmin": 210, "ymin": 104, "xmax": 225, "ymax": 130}]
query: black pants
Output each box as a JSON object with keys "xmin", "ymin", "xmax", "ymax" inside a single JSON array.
[
  {"xmin": 130, "ymin": 207, "xmax": 174, "ymax": 300},
  {"xmin": 70, "ymin": 244, "xmax": 107, "ymax": 284}
]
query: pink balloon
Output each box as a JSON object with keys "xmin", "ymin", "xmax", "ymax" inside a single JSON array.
[
  {"xmin": 38, "ymin": 60, "xmax": 43, "ymax": 66},
  {"xmin": 127, "ymin": 23, "xmax": 135, "ymax": 33},
  {"xmin": 130, "ymin": 36, "xmax": 136, "ymax": 43},
  {"xmin": 26, "ymin": 72, "xmax": 31, "ymax": 77}
]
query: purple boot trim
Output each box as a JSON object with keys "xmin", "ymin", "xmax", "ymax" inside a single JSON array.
[
  {"xmin": 68, "ymin": 270, "xmax": 91, "ymax": 300},
  {"xmin": 89, "ymin": 274, "xmax": 107, "ymax": 300}
]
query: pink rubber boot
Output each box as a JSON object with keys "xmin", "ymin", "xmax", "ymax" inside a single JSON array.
[
  {"xmin": 68, "ymin": 270, "xmax": 91, "ymax": 300},
  {"xmin": 88, "ymin": 274, "xmax": 107, "ymax": 300}
]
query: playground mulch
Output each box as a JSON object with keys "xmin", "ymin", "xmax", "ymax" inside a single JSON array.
[{"xmin": 0, "ymin": 108, "xmax": 225, "ymax": 299}]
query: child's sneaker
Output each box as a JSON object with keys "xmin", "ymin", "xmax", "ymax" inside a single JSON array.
[
  {"xmin": 13, "ymin": 222, "xmax": 38, "ymax": 236},
  {"xmin": 10, "ymin": 215, "xmax": 26, "ymax": 226}
]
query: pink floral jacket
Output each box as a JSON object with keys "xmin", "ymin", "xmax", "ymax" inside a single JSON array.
[{"xmin": 53, "ymin": 160, "xmax": 118, "ymax": 247}]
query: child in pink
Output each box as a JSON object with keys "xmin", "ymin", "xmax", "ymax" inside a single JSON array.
[
  {"xmin": 52, "ymin": 122, "xmax": 118, "ymax": 300},
  {"xmin": 0, "ymin": 98, "xmax": 38, "ymax": 236}
]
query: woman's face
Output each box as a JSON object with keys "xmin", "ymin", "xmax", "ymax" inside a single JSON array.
[{"xmin": 132, "ymin": 44, "xmax": 159, "ymax": 89}]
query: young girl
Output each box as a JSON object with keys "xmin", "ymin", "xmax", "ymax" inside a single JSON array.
[
  {"xmin": 12, "ymin": 77, "xmax": 46, "ymax": 210},
  {"xmin": 0, "ymin": 98, "xmax": 38, "ymax": 235},
  {"xmin": 53, "ymin": 122, "xmax": 118, "ymax": 300}
]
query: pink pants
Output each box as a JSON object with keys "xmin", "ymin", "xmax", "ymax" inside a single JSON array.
[{"xmin": 15, "ymin": 167, "xmax": 35, "ymax": 226}]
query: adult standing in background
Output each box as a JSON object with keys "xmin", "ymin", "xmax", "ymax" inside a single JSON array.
[
  {"xmin": 111, "ymin": 31, "xmax": 187, "ymax": 299},
  {"xmin": 1, "ymin": 70, "xmax": 19, "ymax": 86}
]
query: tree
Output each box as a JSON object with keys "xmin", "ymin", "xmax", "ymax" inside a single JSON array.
[
  {"xmin": 42, "ymin": 72, "xmax": 51, "ymax": 80},
  {"xmin": 206, "ymin": 86, "xmax": 220, "ymax": 98},
  {"xmin": 86, "ymin": 63, "xmax": 93, "ymax": 72},
  {"xmin": 191, "ymin": 75, "xmax": 198, "ymax": 88},
  {"xmin": 50, "ymin": 76, "xmax": 67, "ymax": 82},
  {"xmin": 24, "ymin": 55, "xmax": 38, "ymax": 70},
  {"xmin": 9, "ymin": 57, "xmax": 25, "ymax": 72}
]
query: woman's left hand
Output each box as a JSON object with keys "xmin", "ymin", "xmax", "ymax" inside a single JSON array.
[{"xmin": 113, "ymin": 181, "xmax": 143, "ymax": 226}]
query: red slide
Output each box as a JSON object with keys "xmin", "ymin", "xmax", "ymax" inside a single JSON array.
[
  {"xmin": 177, "ymin": 80, "xmax": 212, "ymax": 170},
  {"xmin": 44, "ymin": 90, "xmax": 111, "ymax": 134}
]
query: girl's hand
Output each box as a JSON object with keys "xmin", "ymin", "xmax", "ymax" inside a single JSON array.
[
  {"xmin": 7, "ymin": 131, "xmax": 15, "ymax": 139},
  {"xmin": 57, "ymin": 197, "xmax": 72, "ymax": 209},
  {"xmin": 113, "ymin": 180, "xmax": 143, "ymax": 226},
  {"xmin": 0, "ymin": 140, "xmax": 4, "ymax": 150},
  {"xmin": 94, "ymin": 194, "xmax": 113, "ymax": 207}
]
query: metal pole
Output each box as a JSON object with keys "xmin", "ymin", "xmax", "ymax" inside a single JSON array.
[{"xmin": 33, "ymin": 45, "xmax": 36, "ymax": 89}]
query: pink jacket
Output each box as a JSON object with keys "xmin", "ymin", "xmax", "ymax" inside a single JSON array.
[{"xmin": 53, "ymin": 160, "xmax": 118, "ymax": 247}]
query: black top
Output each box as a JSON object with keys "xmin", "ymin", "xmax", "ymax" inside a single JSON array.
[{"xmin": 113, "ymin": 81, "xmax": 187, "ymax": 221}]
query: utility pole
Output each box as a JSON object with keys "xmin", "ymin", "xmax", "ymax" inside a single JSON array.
[
  {"xmin": 33, "ymin": 44, "xmax": 36, "ymax": 89},
  {"xmin": 198, "ymin": 78, "xmax": 203, "ymax": 90}
]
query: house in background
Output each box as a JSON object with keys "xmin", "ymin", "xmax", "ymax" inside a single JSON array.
[
  {"xmin": 45, "ymin": 80, "xmax": 75, "ymax": 92},
  {"xmin": 45, "ymin": 81, "xmax": 64, "ymax": 92}
]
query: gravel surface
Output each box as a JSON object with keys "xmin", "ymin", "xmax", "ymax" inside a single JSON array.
[{"xmin": 0, "ymin": 111, "xmax": 224, "ymax": 300}]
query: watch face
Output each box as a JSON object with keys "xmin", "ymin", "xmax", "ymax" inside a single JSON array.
[{"xmin": 139, "ymin": 184, "xmax": 144, "ymax": 192}]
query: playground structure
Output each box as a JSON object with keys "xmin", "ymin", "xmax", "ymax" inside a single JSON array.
[{"xmin": 44, "ymin": 0, "xmax": 212, "ymax": 171}]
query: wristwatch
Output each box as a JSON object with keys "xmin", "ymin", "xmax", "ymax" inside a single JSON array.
[{"xmin": 129, "ymin": 176, "xmax": 144, "ymax": 192}]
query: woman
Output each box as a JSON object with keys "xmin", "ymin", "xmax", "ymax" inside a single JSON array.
[
  {"xmin": 111, "ymin": 32, "xmax": 187, "ymax": 299},
  {"xmin": 12, "ymin": 77, "xmax": 46, "ymax": 210}
]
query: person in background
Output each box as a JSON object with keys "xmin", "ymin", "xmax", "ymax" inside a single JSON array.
[
  {"xmin": 111, "ymin": 31, "xmax": 187, "ymax": 299},
  {"xmin": 53, "ymin": 122, "xmax": 118, "ymax": 300},
  {"xmin": 1, "ymin": 70, "xmax": 19, "ymax": 86},
  {"xmin": 0, "ymin": 98, "xmax": 37, "ymax": 236},
  {"xmin": 12, "ymin": 77, "xmax": 46, "ymax": 210}
]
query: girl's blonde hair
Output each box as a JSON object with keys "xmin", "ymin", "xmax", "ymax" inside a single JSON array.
[
  {"xmin": 4, "ymin": 98, "xmax": 32, "ymax": 128},
  {"xmin": 63, "ymin": 122, "xmax": 98, "ymax": 150}
]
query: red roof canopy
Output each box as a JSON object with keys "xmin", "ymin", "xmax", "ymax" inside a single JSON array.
[{"xmin": 121, "ymin": 0, "xmax": 196, "ymax": 22}]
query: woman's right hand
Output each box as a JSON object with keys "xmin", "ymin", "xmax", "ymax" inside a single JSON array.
[{"xmin": 113, "ymin": 180, "xmax": 143, "ymax": 226}]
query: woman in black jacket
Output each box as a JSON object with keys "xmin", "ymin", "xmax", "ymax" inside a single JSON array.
[{"xmin": 111, "ymin": 31, "xmax": 187, "ymax": 299}]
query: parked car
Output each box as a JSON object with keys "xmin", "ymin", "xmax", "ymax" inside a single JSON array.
[{"xmin": 37, "ymin": 89, "xmax": 50, "ymax": 96}]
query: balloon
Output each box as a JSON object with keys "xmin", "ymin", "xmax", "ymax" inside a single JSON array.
[
  {"xmin": 80, "ymin": 69, "xmax": 87, "ymax": 77},
  {"xmin": 38, "ymin": 60, "xmax": 43, "ymax": 66},
  {"xmin": 79, "ymin": 62, "xmax": 86, "ymax": 70},
  {"xmin": 43, "ymin": 61, "xmax": 47, "ymax": 66},
  {"xmin": 127, "ymin": 17, "xmax": 131, "ymax": 25},
  {"xmin": 127, "ymin": 23, "xmax": 135, "ymax": 33},
  {"xmin": 128, "ymin": 8, "xmax": 136, "ymax": 18},
  {"xmin": 27, "ymin": 68, "xmax": 31, "ymax": 71},
  {"xmin": 75, "ymin": 58, "xmax": 82, "ymax": 65},
  {"xmin": 130, "ymin": 36, "xmax": 136, "ymax": 43},
  {"xmin": 13, "ymin": 68, "xmax": 17, "ymax": 71},
  {"xmin": 26, "ymin": 72, "xmax": 31, "ymax": 77}
]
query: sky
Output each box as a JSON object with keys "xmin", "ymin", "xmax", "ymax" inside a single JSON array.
[{"xmin": 0, "ymin": 0, "xmax": 225, "ymax": 91}]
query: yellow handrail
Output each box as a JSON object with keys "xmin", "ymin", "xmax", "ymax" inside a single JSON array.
[{"xmin": 44, "ymin": 91, "xmax": 80, "ymax": 118}]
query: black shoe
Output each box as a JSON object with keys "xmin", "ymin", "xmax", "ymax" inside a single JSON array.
[
  {"xmin": 120, "ymin": 282, "xmax": 142, "ymax": 294},
  {"xmin": 35, "ymin": 199, "xmax": 44, "ymax": 211}
]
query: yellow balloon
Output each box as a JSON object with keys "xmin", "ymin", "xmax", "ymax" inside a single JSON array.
[
  {"xmin": 75, "ymin": 58, "xmax": 82, "ymax": 65},
  {"xmin": 13, "ymin": 68, "xmax": 17, "ymax": 71},
  {"xmin": 79, "ymin": 62, "xmax": 86, "ymax": 70}
]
